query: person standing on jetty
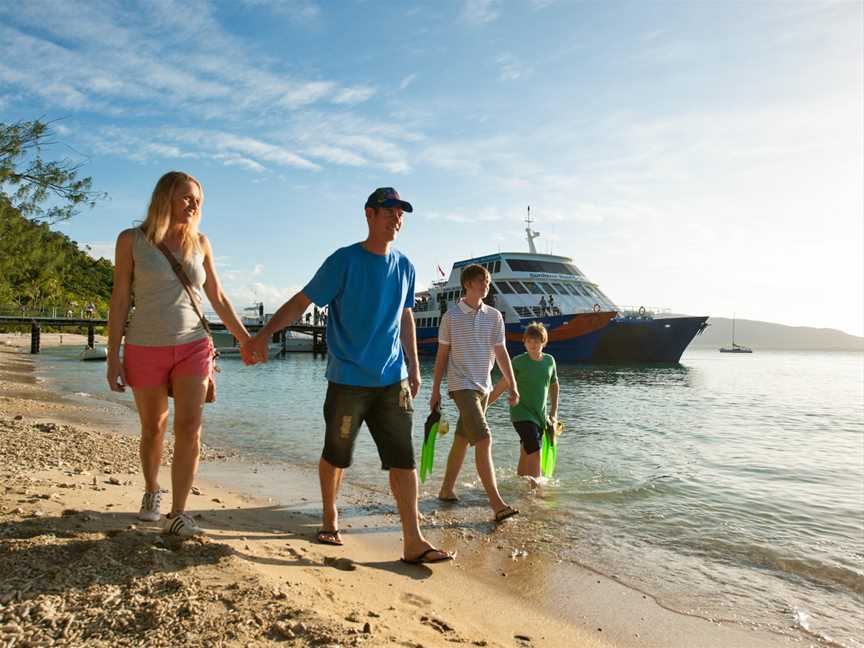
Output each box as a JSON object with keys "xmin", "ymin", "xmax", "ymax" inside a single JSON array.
[
  {"xmin": 107, "ymin": 171, "xmax": 254, "ymax": 537},
  {"xmin": 431, "ymin": 264, "xmax": 520, "ymax": 523},
  {"xmin": 248, "ymin": 187, "xmax": 454, "ymax": 565}
]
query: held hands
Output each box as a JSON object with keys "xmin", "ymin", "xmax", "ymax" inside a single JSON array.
[
  {"xmin": 507, "ymin": 388, "xmax": 520, "ymax": 407},
  {"xmin": 241, "ymin": 332, "xmax": 269, "ymax": 366},
  {"xmin": 106, "ymin": 356, "xmax": 126, "ymax": 392}
]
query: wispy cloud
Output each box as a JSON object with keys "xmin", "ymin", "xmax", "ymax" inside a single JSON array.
[
  {"xmin": 240, "ymin": 0, "xmax": 321, "ymax": 20},
  {"xmin": 463, "ymin": 0, "xmax": 499, "ymax": 25},
  {"xmin": 400, "ymin": 73, "xmax": 418, "ymax": 91},
  {"xmin": 528, "ymin": 0, "xmax": 558, "ymax": 9},
  {"xmin": 0, "ymin": 2, "xmax": 375, "ymax": 122},
  {"xmin": 332, "ymin": 86, "xmax": 377, "ymax": 104},
  {"xmin": 216, "ymin": 155, "xmax": 267, "ymax": 173},
  {"xmin": 496, "ymin": 53, "xmax": 532, "ymax": 81}
]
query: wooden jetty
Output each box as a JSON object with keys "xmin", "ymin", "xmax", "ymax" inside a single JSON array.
[{"xmin": 0, "ymin": 316, "xmax": 326, "ymax": 355}]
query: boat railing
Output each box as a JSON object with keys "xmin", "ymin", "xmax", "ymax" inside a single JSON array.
[{"xmin": 615, "ymin": 305, "xmax": 673, "ymax": 318}]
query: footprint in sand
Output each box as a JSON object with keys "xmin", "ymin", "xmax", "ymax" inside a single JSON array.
[
  {"xmin": 323, "ymin": 556, "xmax": 356, "ymax": 571},
  {"xmin": 420, "ymin": 615, "xmax": 454, "ymax": 634},
  {"xmin": 400, "ymin": 592, "xmax": 431, "ymax": 608}
]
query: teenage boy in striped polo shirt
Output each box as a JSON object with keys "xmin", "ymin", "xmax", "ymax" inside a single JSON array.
[{"xmin": 430, "ymin": 264, "xmax": 521, "ymax": 522}]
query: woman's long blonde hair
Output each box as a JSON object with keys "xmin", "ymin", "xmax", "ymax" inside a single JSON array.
[{"xmin": 140, "ymin": 171, "xmax": 204, "ymax": 257}]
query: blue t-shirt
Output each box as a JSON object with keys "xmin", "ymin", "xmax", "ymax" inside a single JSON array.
[{"xmin": 302, "ymin": 242, "xmax": 415, "ymax": 387}]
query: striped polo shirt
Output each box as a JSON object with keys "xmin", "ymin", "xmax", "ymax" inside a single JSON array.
[{"xmin": 438, "ymin": 299, "xmax": 506, "ymax": 393}]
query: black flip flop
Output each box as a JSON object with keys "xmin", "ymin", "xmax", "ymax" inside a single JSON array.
[
  {"xmin": 494, "ymin": 506, "xmax": 519, "ymax": 523},
  {"xmin": 401, "ymin": 548, "xmax": 456, "ymax": 565},
  {"xmin": 316, "ymin": 529, "xmax": 343, "ymax": 546}
]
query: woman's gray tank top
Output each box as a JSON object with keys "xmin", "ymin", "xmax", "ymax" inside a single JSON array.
[{"xmin": 124, "ymin": 228, "xmax": 209, "ymax": 346}]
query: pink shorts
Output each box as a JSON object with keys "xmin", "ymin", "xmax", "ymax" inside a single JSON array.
[{"xmin": 124, "ymin": 338, "xmax": 213, "ymax": 389}]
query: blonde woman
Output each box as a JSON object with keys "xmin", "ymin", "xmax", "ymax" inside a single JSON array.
[{"xmin": 106, "ymin": 171, "xmax": 253, "ymax": 536}]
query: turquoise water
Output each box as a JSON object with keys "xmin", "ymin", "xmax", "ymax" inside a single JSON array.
[{"xmin": 33, "ymin": 347, "xmax": 864, "ymax": 646}]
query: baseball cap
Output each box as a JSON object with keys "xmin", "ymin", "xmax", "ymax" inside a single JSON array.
[{"xmin": 364, "ymin": 187, "xmax": 413, "ymax": 212}]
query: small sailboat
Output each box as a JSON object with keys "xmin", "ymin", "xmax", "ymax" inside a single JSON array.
[{"xmin": 719, "ymin": 315, "xmax": 752, "ymax": 353}]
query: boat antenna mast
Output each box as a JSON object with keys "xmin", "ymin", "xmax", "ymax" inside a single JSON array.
[{"xmin": 525, "ymin": 206, "xmax": 540, "ymax": 254}]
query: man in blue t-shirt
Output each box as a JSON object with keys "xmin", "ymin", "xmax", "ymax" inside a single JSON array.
[{"xmin": 250, "ymin": 188, "xmax": 454, "ymax": 565}]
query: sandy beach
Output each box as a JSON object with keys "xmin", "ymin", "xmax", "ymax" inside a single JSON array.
[{"xmin": 0, "ymin": 334, "xmax": 802, "ymax": 647}]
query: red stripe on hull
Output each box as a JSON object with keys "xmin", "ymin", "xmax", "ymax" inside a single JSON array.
[{"xmin": 506, "ymin": 311, "xmax": 617, "ymax": 342}]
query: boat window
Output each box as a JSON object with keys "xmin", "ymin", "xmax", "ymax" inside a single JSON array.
[
  {"xmin": 522, "ymin": 281, "xmax": 544, "ymax": 294},
  {"xmin": 510, "ymin": 281, "xmax": 529, "ymax": 294},
  {"xmin": 488, "ymin": 283, "xmax": 498, "ymax": 295},
  {"xmin": 506, "ymin": 259, "xmax": 529, "ymax": 272},
  {"xmin": 537, "ymin": 282, "xmax": 555, "ymax": 293},
  {"xmin": 433, "ymin": 317, "xmax": 438, "ymax": 326},
  {"xmin": 494, "ymin": 261, "xmax": 500, "ymax": 273},
  {"xmin": 496, "ymin": 281, "xmax": 515, "ymax": 294},
  {"xmin": 550, "ymin": 283, "xmax": 567, "ymax": 295},
  {"xmin": 562, "ymin": 284, "xmax": 580, "ymax": 296},
  {"xmin": 507, "ymin": 259, "xmax": 579, "ymax": 275}
]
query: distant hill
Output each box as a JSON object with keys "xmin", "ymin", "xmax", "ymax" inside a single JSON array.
[{"xmin": 678, "ymin": 316, "xmax": 864, "ymax": 351}]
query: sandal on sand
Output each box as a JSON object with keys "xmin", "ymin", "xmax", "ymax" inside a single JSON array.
[
  {"xmin": 494, "ymin": 506, "xmax": 519, "ymax": 523},
  {"xmin": 401, "ymin": 548, "xmax": 456, "ymax": 565},
  {"xmin": 437, "ymin": 494, "xmax": 459, "ymax": 503},
  {"xmin": 316, "ymin": 529, "xmax": 343, "ymax": 546}
]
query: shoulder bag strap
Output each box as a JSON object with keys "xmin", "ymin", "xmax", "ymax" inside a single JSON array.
[{"xmin": 154, "ymin": 240, "xmax": 212, "ymax": 336}]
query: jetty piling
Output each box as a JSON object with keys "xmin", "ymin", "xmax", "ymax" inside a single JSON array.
[{"xmin": 30, "ymin": 322, "xmax": 40, "ymax": 354}]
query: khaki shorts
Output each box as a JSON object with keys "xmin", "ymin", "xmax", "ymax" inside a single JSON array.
[{"xmin": 449, "ymin": 389, "xmax": 491, "ymax": 445}]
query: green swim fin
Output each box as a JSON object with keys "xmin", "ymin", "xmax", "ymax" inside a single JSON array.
[
  {"xmin": 420, "ymin": 408, "xmax": 441, "ymax": 483},
  {"xmin": 541, "ymin": 419, "xmax": 562, "ymax": 478},
  {"xmin": 540, "ymin": 430, "xmax": 551, "ymax": 478}
]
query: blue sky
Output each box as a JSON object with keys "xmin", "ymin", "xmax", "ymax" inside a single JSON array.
[{"xmin": 1, "ymin": 0, "xmax": 862, "ymax": 335}]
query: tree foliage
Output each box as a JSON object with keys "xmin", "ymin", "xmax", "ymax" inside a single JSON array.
[
  {"xmin": 0, "ymin": 119, "xmax": 105, "ymax": 224},
  {"xmin": 0, "ymin": 195, "xmax": 114, "ymax": 315}
]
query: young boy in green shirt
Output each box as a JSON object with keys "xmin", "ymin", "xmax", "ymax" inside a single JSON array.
[{"xmin": 489, "ymin": 322, "xmax": 559, "ymax": 481}]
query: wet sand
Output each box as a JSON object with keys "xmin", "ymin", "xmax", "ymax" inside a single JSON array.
[{"xmin": 0, "ymin": 335, "xmax": 801, "ymax": 647}]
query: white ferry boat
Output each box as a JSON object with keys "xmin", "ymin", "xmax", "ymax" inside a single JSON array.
[{"xmin": 413, "ymin": 215, "xmax": 708, "ymax": 363}]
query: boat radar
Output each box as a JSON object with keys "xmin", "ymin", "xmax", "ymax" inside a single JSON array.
[{"xmin": 525, "ymin": 206, "xmax": 541, "ymax": 254}]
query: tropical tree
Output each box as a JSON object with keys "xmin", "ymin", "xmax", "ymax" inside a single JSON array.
[{"xmin": 0, "ymin": 119, "xmax": 105, "ymax": 224}]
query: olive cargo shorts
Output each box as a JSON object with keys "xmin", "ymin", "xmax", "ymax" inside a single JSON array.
[{"xmin": 322, "ymin": 380, "xmax": 415, "ymax": 470}]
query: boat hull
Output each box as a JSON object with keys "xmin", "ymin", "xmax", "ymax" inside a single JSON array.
[
  {"xmin": 591, "ymin": 315, "xmax": 710, "ymax": 363},
  {"xmin": 417, "ymin": 312, "xmax": 709, "ymax": 364}
]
